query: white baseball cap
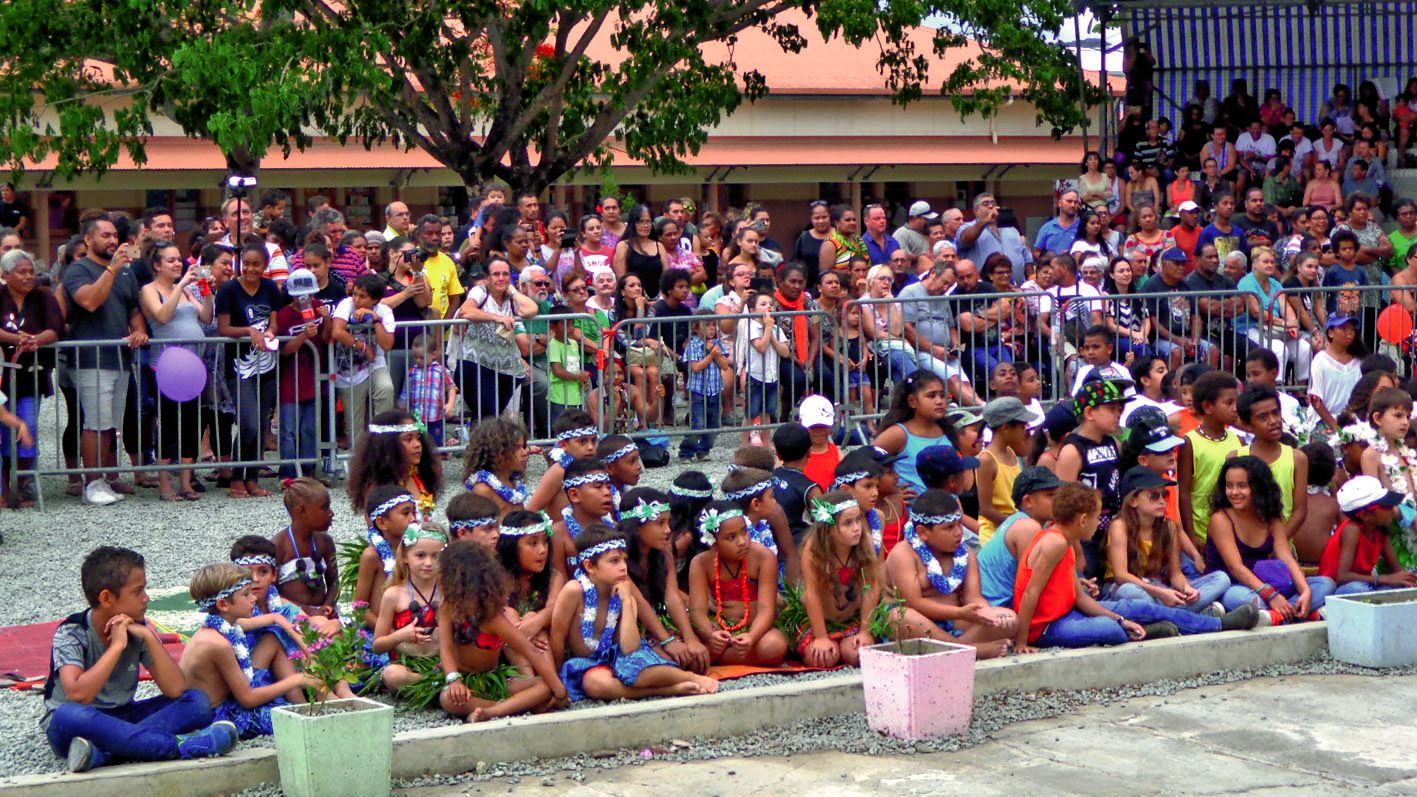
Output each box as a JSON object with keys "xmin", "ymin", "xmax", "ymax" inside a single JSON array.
[
  {"xmin": 798, "ymin": 394, "xmax": 835, "ymax": 428},
  {"xmin": 1337, "ymin": 475, "xmax": 1404, "ymax": 514},
  {"xmin": 908, "ymin": 201, "xmax": 939, "ymax": 220},
  {"xmin": 1177, "ymin": 200, "xmax": 1201, "ymax": 213}
]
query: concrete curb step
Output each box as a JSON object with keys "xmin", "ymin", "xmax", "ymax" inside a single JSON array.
[{"xmin": 0, "ymin": 624, "xmax": 1328, "ymax": 797}]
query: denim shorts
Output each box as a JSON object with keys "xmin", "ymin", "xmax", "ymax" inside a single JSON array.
[{"xmin": 746, "ymin": 377, "xmax": 778, "ymax": 422}]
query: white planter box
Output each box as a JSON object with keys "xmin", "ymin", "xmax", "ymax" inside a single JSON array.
[
  {"xmin": 1325, "ymin": 587, "xmax": 1417, "ymax": 668},
  {"xmin": 272, "ymin": 696, "xmax": 394, "ymax": 797},
  {"xmin": 859, "ymin": 639, "xmax": 976, "ymax": 740}
]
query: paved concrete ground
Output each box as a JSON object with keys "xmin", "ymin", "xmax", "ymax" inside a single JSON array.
[{"xmin": 403, "ymin": 673, "xmax": 1417, "ymax": 796}]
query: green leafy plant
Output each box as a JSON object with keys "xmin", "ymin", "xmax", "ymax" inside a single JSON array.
[
  {"xmin": 336, "ymin": 539, "xmax": 365, "ymax": 600},
  {"xmin": 868, "ymin": 587, "xmax": 909, "ymax": 649},
  {"xmin": 390, "ymin": 656, "xmax": 518, "ymax": 711},
  {"xmin": 774, "ymin": 582, "xmax": 809, "ymax": 638},
  {"xmin": 291, "ymin": 620, "xmax": 377, "ymax": 712}
]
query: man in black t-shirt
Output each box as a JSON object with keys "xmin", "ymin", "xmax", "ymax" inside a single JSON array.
[{"xmin": 1232, "ymin": 187, "xmax": 1280, "ymax": 255}]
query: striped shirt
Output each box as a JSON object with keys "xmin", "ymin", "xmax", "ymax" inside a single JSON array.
[
  {"xmin": 399, "ymin": 362, "xmax": 454, "ymax": 423},
  {"xmin": 682, "ymin": 335, "xmax": 724, "ymax": 396}
]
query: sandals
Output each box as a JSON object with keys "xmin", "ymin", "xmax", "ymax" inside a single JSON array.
[
  {"xmin": 159, "ymin": 493, "xmax": 183, "ymax": 503},
  {"xmin": 246, "ymin": 485, "xmax": 272, "ymax": 498},
  {"xmin": 180, "ymin": 490, "xmax": 201, "ymax": 502},
  {"xmin": 228, "ymin": 487, "xmax": 251, "ymax": 499}
]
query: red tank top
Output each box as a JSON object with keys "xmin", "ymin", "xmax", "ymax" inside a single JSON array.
[
  {"xmin": 804, "ymin": 444, "xmax": 841, "ymax": 492},
  {"xmin": 1014, "ymin": 528, "xmax": 1078, "ymax": 643},
  {"xmin": 1318, "ymin": 519, "xmax": 1384, "ymax": 581}
]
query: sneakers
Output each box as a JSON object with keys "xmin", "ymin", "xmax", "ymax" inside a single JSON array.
[
  {"xmin": 1200, "ymin": 601, "xmax": 1225, "ymax": 619},
  {"xmin": 176, "ymin": 721, "xmax": 239, "ymax": 760},
  {"xmin": 1141, "ymin": 621, "xmax": 1180, "ymax": 639},
  {"xmin": 1306, "ymin": 606, "xmax": 1328, "ymax": 622},
  {"xmin": 1220, "ymin": 603, "xmax": 1260, "ymax": 631},
  {"xmin": 1256, "ymin": 608, "xmax": 1285, "ymax": 627},
  {"xmin": 749, "ymin": 431, "xmax": 763, "ymax": 447},
  {"xmin": 66, "ymin": 737, "xmax": 97, "ymax": 773},
  {"xmin": 83, "ymin": 480, "xmax": 122, "ymax": 506}
]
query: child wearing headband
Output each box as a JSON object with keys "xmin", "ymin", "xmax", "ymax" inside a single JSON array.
[
  {"xmin": 497, "ymin": 510, "xmax": 566, "ymax": 661},
  {"xmin": 352, "ymin": 485, "xmax": 418, "ymax": 631},
  {"xmin": 721, "ymin": 466, "xmax": 796, "ymax": 581},
  {"xmin": 597, "ymin": 434, "xmax": 643, "ymax": 520},
  {"xmin": 884, "ymin": 490, "xmax": 1018, "ymax": 659},
  {"xmin": 668, "ymin": 471, "xmax": 715, "ymax": 591},
  {"xmin": 181, "ymin": 564, "xmax": 318, "ymax": 738},
  {"xmin": 551, "ymin": 458, "xmax": 618, "ymax": 578},
  {"xmin": 795, "ymin": 490, "xmax": 882, "ymax": 667},
  {"xmin": 550, "ymin": 525, "xmax": 718, "ymax": 701},
  {"xmin": 445, "ymin": 493, "xmax": 501, "ymax": 548},
  {"xmin": 438, "ymin": 541, "xmax": 569, "ymax": 722},
  {"xmin": 621, "ymin": 487, "xmax": 710, "ymax": 674},
  {"xmin": 832, "ymin": 458, "xmax": 884, "ymax": 552},
  {"xmin": 527, "ymin": 410, "xmax": 600, "ymax": 517},
  {"xmin": 372, "ymin": 524, "xmax": 450, "ymax": 695},
  {"xmin": 272, "ymin": 478, "xmax": 339, "ymax": 620},
  {"xmin": 462, "ymin": 418, "xmax": 531, "ymax": 519},
  {"xmin": 229, "ymin": 536, "xmax": 312, "ymax": 656},
  {"xmin": 687, "ymin": 501, "xmax": 788, "ymax": 666},
  {"xmin": 348, "ymin": 410, "xmax": 441, "ymax": 523}
]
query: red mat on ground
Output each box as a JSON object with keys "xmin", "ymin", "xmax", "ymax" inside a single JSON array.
[
  {"xmin": 708, "ymin": 663, "xmax": 843, "ymax": 681},
  {"xmin": 0, "ymin": 621, "xmax": 185, "ymax": 689}
]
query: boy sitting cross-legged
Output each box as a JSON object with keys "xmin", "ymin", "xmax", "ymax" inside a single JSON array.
[{"xmin": 43, "ymin": 547, "xmax": 236, "ymax": 772}]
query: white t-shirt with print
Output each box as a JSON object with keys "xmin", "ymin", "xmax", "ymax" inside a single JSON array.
[{"xmin": 332, "ymin": 299, "xmax": 395, "ymax": 388}]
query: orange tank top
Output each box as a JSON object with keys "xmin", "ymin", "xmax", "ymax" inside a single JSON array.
[{"xmin": 1014, "ymin": 527, "xmax": 1078, "ymax": 643}]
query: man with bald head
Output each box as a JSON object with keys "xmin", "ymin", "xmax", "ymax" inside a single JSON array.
[
  {"xmin": 383, "ymin": 201, "xmax": 412, "ymax": 240},
  {"xmin": 950, "ymin": 257, "xmax": 1014, "ymax": 384}
]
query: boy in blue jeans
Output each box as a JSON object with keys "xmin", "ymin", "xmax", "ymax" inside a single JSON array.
[
  {"xmin": 43, "ymin": 546, "xmax": 238, "ymax": 772},
  {"xmin": 680, "ymin": 310, "xmax": 729, "ymax": 462}
]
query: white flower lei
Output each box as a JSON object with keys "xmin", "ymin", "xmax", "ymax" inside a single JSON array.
[{"xmin": 203, "ymin": 612, "xmax": 254, "ymax": 683}]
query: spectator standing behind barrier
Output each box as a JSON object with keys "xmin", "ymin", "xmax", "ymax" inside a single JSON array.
[
  {"xmin": 772, "ymin": 263, "xmax": 819, "ymax": 414},
  {"xmin": 379, "ymin": 235, "xmax": 432, "ymax": 401},
  {"xmin": 516, "ymin": 265, "xmax": 555, "ymax": 438},
  {"xmin": 455, "ymin": 256, "xmax": 539, "ymax": 422},
  {"xmin": 63, "ymin": 215, "xmax": 148, "ymax": 507},
  {"xmin": 957, "ymin": 194, "xmax": 1032, "ymax": 281},
  {"xmin": 412, "ymin": 213, "xmax": 465, "ymax": 322},
  {"xmin": 953, "ymin": 258, "xmax": 1013, "ymax": 385},
  {"xmin": 0, "ymin": 248, "xmax": 63, "ymax": 506},
  {"xmin": 331, "ymin": 273, "xmax": 396, "ymax": 449},
  {"xmin": 215, "ymin": 243, "xmax": 289, "ymax": 499}
]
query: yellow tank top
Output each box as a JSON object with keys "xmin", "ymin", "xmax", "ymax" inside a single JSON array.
[
  {"xmin": 1104, "ymin": 535, "xmax": 1154, "ymax": 581},
  {"xmin": 1246, "ymin": 443, "xmax": 1295, "ymax": 520},
  {"xmin": 1186, "ymin": 428, "xmax": 1244, "ymax": 543},
  {"xmin": 976, "ymin": 450, "xmax": 1021, "ymax": 545}
]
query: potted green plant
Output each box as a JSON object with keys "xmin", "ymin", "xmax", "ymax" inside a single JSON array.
[
  {"xmin": 858, "ymin": 590, "xmax": 977, "ymax": 740},
  {"xmin": 271, "ymin": 620, "xmax": 394, "ymax": 797}
]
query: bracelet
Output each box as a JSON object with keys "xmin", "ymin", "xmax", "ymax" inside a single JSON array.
[
  {"xmin": 660, "ymin": 635, "xmax": 677, "ymax": 647},
  {"xmin": 444, "ymin": 671, "xmax": 462, "ymax": 685},
  {"xmin": 1258, "ymin": 585, "xmax": 1278, "ymax": 602}
]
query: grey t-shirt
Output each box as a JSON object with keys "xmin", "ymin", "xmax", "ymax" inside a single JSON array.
[
  {"xmin": 42, "ymin": 610, "xmax": 152, "ymax": 730},
  {"xmin": 898, "ymin": 281, "xmax": 954, "ymax": 347},
  {"xmin": 61, "ymin": 258, "xmax": 142, "ymax": 370}
]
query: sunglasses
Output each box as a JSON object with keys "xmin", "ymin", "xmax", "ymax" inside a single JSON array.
[{"xmin": 532, "ymin": 280, "xmax": 552, "ymax": 288}]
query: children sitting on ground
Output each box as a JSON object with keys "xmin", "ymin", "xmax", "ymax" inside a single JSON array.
[
  {"xmin": 873, "ymin": 371, "xmax": 952, "ymax": 496},
  {"xmin": 799, "ymin": 395, "xmax": 842, "ymax": 491},
  {"xmin": 1237, "ymin": 384, "xmax": 1309, "ymax": 538},
  {"xmin": 598, "ymin": 434, "xmax": 644, "ymax": 520},
  {"xmin": 463, "ymin": 418, "xmax": 531, "ymax": 518},
  {"xmin": 182, "ymin": 564, "xmax": 318, "ymax": 738},
  {"xmin": 1013, "ymin": 483, "xmax": 1258, "ymax": 653},
  {"xmin": 833, "ymin": 457, "xmax": 884, "ymax": 551},
  {"xmin": 1319, "ymin": 475, "xmax": 1417, "ymax": 595},
  {"xmin": 945, "ymin": 406, "xmax": 986, "ymax": 519},
  {"xmin": 272, "ymin": 478, "xmax": 339, "ymax": 619},
  {"xmin": 1071, "ymin": 325, "xmax": 1131, "ymax": 394},
  {"xmin": 1360, "ymin": 387, "xmax": 1417, "ymax": 570},
  {"xmin": 229, "ymin": 536, "xmax": 315, "ymax": 654},
  {"xmin": 772, "ymin": 423, "xmax": 823, "ymax": 546},
  {"xmin": 439, "ymin": 541, "xmax": 569, "ymax": 721},
  {"xmin": 886, "ymin": 490, "xmax": 1018, "ymax": 658},
  {"xmin": 551, "ymin": 524, "xmax": 718, "ymax": 701},
  {"xmin": 915, "ymin": 444, "xmax": 981, "ymax": 539},
  {"xmin": 1205, "ymin": 456, "xmax": 1336, "ymax": 621},
  {"xmin": 1055, "ymin": 378, "xmax": 1129, "ymax": 576},
  {"xmin": 669, "ymin": 471, "xmax": 716, "ymax": 590},
  {"xmin": 1294, "ymin": 442, "xmax": 1342, "ymax": 565},
  {"xmin": 976, "ymin": 397, "xmax": 1035, "ymax": 545},
  {"xmin": 858, "ymin": 445, "xmax": 910, "ymax": 553},
  {"xmin": 687, "ymin": 501, "xmax": 789, "ymax": 666},
  {"xmin": 44, "ymin": 547, "xmax": 235, "ymax": 773},
  {"xmin": 398, "ymin": 334, "xmax": 459, "ymax": 447},
  {"xmin": 978, "ymin": 467, "xmax": 1062, "ymax": 606},
  {"xmin": 1169, "ymin": 364, "xmax": 1214, "ymax": 437},
  {"xmin": 1031, "ymin": 404, "xmax": 1078, "ymax": 470},
  {"xmin": 1119, "ymin": 409, "xmax": 1205, "ymax": 570},
  {"xmin": 795, "ymin": 491, "xmax": 882, "ymax": 667},
  {"xmin": 1104, "ymin": 467, "xmax": 1231, "ymax": 613},
  {"xmin": 527, "ymin": 411, "xmax": 600, "ymax": 516},
  {"xmin": 722, "ymin": 465, "xmax": 797, "ymax": 578},
  {"xmin": 679, "ymin": 308, "xmax": 730, "ymax": 462},
  {"xmin": 1179, "ymin": 371, "xmax": 1244, "ymax": 550},
  {"xmin": 371, "ymin": 524, "xmax": 449, "ymax": 694},
  {"xmin": 445, "ymin": 492, "xmax": 501, "ymax": 547},
  {"xmin": 1243, "ymin": 348, "xmax": 1307, "ymax": 442},
  {"xmin": 352, "ymin": 485, "xmax": 419, "ymax": 629},
  {"xmin": 497, "ymin": 510, "xmax": 565, "ymax": 654},
  {"xmin": 621, "ymin": 487, "xmax": 711, "ymax": 673},
  {"xmin": 348, "ymin": 411, "xmax": 441, "ymax": 522},
  {"xmin": 552, "ymin": 458, "xmax": 617, "ymax": 577}
]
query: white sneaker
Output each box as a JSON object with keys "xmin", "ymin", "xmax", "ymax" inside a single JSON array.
[
  {"xmin": 83, "ymin": 480, "xmax": 120, "ymax": 506},
  {"xmin": 749, "ymin": 431, "xmax": 762, "ymax": 447},
  {"xmin": 1201, "ymin": 601, "xmax": 1225, "ymax": 618}
]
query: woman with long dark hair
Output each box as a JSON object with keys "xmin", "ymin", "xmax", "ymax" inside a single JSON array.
[{"xmin": 612, "ymin": 204, "xmax": 667, "ymax": 294}]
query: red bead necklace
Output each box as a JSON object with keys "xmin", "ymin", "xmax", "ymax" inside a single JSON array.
[{"xmin": 713, "ymin": 551, "xmax": 751, "ymax": 632}]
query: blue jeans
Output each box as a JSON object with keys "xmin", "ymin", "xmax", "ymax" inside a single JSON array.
[
  {"xmin": 46, "ymin": 689, "xmax": 213, "ymax": 767},
  {"xmin": 278, "ymin": 399, "xmax": 318, "ymax": 479},
  {"xmin": 680, "ymin": 391, "xmax": 721, "ymax": 458},
  {"xmin": 0, "ymin": 394, "xmax": 38, "ymax": 459},
  {"xmin": 746, "ymin": 378, "xmax": 778, "ymax": 423},
  {"xmin": 1104, "ymin": 570, "xmax": 1232, "ymax": 612},
  {"xmin": 1332, "ymin": 580, "xmax": 1403, "ymax": 596},
  {"xmin": 1113, "ymin": 336, "xmax": 1154, "ymax": 362},
  {"xmin": 967, "ymin": 343, "xmax": 1012, "ymax": 385},
  {"xmin": 1220, "ymin": 576, "xmax": 1337, "ymax": 611},
  {"xmin": 1035, "ymin": 599, "xmax": 1222, "ymax": 648}
]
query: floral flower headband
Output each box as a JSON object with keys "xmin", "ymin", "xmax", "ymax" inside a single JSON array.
[
  {"xmin": 670, "ymin": 484, "xmax": 714, "ymax": 499},
  {"xmin": 370, "ymin": 493, "xmax": 415, "ymax": 519},
  {"xmin": 697, "ymin": 507, "xmax": 746, "ymax": 546},
  {"xmin": 1336, "ymin": 423, "xmax": 1376, "ymax": 447},
  {"xmin": 195, "ymin": 577, "xmax": 252, "ymax": 611},
  {"xmin": 502, "ymin": 512, "xmax": 554, "ymax": 538},
  {"xmin": 623, "ymin": 498, "xmax": 669, "ymax": 523},
  {"xmin": 810, "ymin": 497, "xmax": 856, "ymax": 524},
  {"xmin": 369, "ymin": 422, "xmax": 420, "ymax": 434},
  {"xmin": 402, "ymin": 524, "xmax": 448, "ymax": 547}
]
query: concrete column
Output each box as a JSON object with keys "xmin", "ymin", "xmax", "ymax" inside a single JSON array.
[
  {"xmin": 34, "ymin": 190, "xmax": 51, "ymax": 264},
  {"xmin": 849, "ymin": 182, "xmax": 863, "ymax": 210}
]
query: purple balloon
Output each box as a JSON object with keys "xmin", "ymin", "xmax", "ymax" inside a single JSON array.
[{"xmin": 154, "ymin": 346, "xmax": 207, "ymax": 402}]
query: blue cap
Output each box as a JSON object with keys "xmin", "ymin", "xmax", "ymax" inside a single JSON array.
[
  {"xmin": 916, "ymin": 445, "xmax": 980, "ymax": 485},
  {"xmin": 1160, "ymin": 247, "xmax": 1190, "ymax": 263}
]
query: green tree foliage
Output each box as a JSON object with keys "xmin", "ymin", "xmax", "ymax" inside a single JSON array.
[{"xmin": 0, "ymin": 0, "xmax": 1105, "ymax": 193}]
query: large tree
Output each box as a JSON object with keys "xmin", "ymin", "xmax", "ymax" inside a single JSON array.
[{"xmin": 0, "ymin": 0, "xmax": 1104, "ymax": 193}]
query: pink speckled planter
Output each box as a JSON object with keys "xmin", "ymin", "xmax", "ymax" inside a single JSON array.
[{"xmin": 859, "ymin": 639, "xmax": 976, "ymax": 740}]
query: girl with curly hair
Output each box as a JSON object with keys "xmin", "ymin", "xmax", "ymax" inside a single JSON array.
[
  {"xmin": 1205, "ymin": 455, "xmax": 1336, "ymax": 622},
  {"xmin": 437, "ymin": 541, "xmax": 567, "ymax": 721},
  {"xmin": 796, "ymin": 490, "xmax": 882, "ymax": 668},
  {"xmin": 462, "ymin": 417, "xmax": 530, "ymax": 518},
  {"xmin": 347, "ymin": 410, "xmax": 441, "ymax": 520}
]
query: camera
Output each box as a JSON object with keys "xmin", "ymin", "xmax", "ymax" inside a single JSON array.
[
  {"xmin": 403, "ymin": 248, "xmax": 429, "ymax": 265},
  {"xmin": 560, "ymin": 231, "xmax": 577, "ymax": 249},
  {"xmin": 225, "ymin": 174, "xmax": 258, "ymax": 198}
]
